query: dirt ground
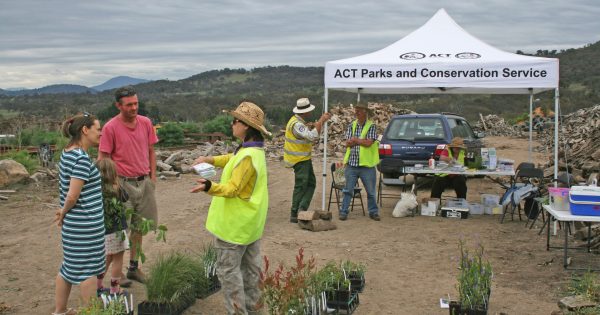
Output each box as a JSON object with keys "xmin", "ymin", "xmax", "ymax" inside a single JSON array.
[{"xmin": 0, "ymin": 136, "xmax": 577, "ymax": 314}]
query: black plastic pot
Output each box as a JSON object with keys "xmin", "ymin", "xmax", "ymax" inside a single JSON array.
[
  {"xmin": 198, "ymin": 274, "xmax": 221, "ymax": 299},
  {"xmin": 447, "ymin": 301, "xmax": 488, "ymax": 315},
  {"xmin": 326, "ymin": 289, "xmax": 359, "ymax": 314},
  {"xmin": 348, "ymin": 272, "xmax": 365, "ymax": 293},
  {"xmin": 137, "ymin": 301, "xmax": 191, "ymax": 315}
]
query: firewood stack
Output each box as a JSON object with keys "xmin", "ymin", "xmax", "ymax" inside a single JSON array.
[
  {"xmin": 473, "ymin": 114, "xmax": 523, "ymax": 137},
  {"xmin": 265, "ymin": 103, "xmax": 415, "ymax": 159},
  {"xmin": 536, "ymin": 104, "xmax": 600, "ymax": 179}
]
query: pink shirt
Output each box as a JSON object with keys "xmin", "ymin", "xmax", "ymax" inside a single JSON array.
[{"xmin": 99, "ymin": 115, "xmax": 158, "ymax": 177}]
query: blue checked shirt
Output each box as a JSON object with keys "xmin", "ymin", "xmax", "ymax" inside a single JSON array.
[{"xmin": 345, "ymin": 121, "xmax": 377, "ymax": 167}]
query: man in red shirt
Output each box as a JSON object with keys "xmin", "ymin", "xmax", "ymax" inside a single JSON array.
[{"xmin": 99, "ymin": 86, "xmax": 159, "ymax": 284}]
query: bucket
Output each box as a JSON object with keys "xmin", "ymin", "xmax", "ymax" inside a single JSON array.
[{"xmin": 548, "ymin": 187, "xmax": 570, "ymax": 211}]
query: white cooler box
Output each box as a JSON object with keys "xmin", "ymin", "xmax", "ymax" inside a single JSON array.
[{"xmin": 569, "ymin": 186, "xmax": 600, "ymax": 216}]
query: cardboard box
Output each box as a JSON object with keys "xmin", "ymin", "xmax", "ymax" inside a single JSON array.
[{"xmin": 440, "ymin": 207, "xmax": 469, "ymax": 219}]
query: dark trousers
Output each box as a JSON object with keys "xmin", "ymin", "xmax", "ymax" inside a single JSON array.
[
  {"xmin": 291, "ymin": 160, "xmax": 316, "ymax": 217},
  {"xmin": 431, "ymin": 175, "xmax": 467, "ymax": 199}
]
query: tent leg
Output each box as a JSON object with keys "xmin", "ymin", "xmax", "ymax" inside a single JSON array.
[{"xmin": 321, "ymin": 89, "xmax": 329, "ymax": 211}]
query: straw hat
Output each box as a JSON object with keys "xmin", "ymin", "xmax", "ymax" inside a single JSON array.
[
  {"xmin": 448, "ymin": 137, "xmax": 466, "ymax": 149},
  {"xmin": 354, "ymin": 103, "xmax": 373, "ymax": 115},
  {"xmin": 227, "ymin": 102, "xmax": 272, "ymax": 139},
  {"xmin": 293, "ymin": 98, "xmax": 316, "ymax": 114}
]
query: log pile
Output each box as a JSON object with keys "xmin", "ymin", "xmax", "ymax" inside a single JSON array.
[
  {"xmin": 536, "ymin": 105, "xmax": 600, "ymax": 179},
  {"xmin": 473, "ymin": 114, "xmax": 523, "ymax": 137},
  {"xmin": 266, "ymin": 103, "xmax": 415, "ymax": 160}
]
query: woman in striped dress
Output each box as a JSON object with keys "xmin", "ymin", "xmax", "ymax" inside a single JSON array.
[{"xmin": 53, "ymin": 113, "xmax": 105, "ymax": 315}]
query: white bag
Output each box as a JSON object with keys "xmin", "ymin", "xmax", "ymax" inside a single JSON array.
[{"xmin": 392, "ymin": 185, "xmax": 418, "ymax": 217}]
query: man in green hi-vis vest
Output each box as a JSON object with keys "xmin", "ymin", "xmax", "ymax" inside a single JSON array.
[{"xmin": 340, "ymin": 103, "xmax": 381, "ymax": 221}]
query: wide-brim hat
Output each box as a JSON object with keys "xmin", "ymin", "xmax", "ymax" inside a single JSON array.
[
  {"xmin": 353, "ymin": 103, "xmax": 373, "ymax": 115},
  {"xmin": 293, "ymin": 98, "xmax": 316, "ymax": 114},
  {"xmin": 227, "ymin": 102, "xmax": 272, "ymax": 139},
  {"xmin": 448, "ymin": 137, "xmax": 466, "ymax": 148}
]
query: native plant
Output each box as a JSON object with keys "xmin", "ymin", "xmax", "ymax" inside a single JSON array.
[
  {"xmin": 145, "ymin": 251, "xmax": 201, "ymax": 308},
  {"xmin": 259, "ymin": 247, "xmax": 318, "ymax": 315},
  {"xmin": 457, "ymin": 240, "xmax": 493, "ymax": 311},
  {"xmin": 126, "ymin": 208, "xmax": 168, "ymax": 263},
  {"xmin": 342, "ymin": 260, "xmax": 366, "ymax": 278},
  {"xmin": 78, "ymin": 295, "xmax": 133, "ymax": 315}
]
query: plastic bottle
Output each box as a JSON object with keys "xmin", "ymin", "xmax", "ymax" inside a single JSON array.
[{"xmin": 428, "ymin": 154, "xmax": 435, "ymax": 169}]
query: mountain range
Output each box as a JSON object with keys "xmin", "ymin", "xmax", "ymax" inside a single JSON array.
[
  {"xmin": 1, "ymin": 41, "xmax": 599, "ymax": 125},
  {"xmin": 0, "ymin": 76, "xmax": 149, "ymax": 96}
]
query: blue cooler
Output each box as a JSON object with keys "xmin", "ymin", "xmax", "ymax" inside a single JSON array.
[{"xmin": 569, "ymin": 186, "xmax": 600, "ymax": 216}]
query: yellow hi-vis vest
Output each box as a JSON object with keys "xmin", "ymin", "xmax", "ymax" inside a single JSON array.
[
  {"xmin": 436, "ymin": 149, "xmax": 465, "ymax": 177},
  {"xmin": 343, "ymin": 120, "xmax": 380, "ymax": 168},
  {"xmin": 283, "ymin": 115, "xmax": 313, "ymax": 167},
  {"xmin": 205, "ymin": 147, "xmax": 269, "ymax": 245}
]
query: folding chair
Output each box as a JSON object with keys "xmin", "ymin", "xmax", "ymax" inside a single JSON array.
[
  {"xmin": 327, "ymin": 163, "xmax": 365, "ymax": 215},
  {"xmin": 500, "ymin": 166, "xmax": 544, "ymax": 223},
  {"xmin": 376, "ymin": 159, "xmax": 410, "ymax": 206}
]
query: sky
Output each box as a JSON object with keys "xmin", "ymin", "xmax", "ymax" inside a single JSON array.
[{"xmin": 1, "ymin": 0, "xmax": 599, "ymax": 89}]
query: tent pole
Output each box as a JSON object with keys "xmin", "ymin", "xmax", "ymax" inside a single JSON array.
[
  {"xmin": 322, "ymin": 89, "xmax": 329, "ymax": 211},
  {"xmin": 528, "ymin": 91, "xmax": 533, "ymax": 163},
  {"xmin": 357, "ymin": 89, "xmax": 361, "ymax": 103},
  {"xmin": 554, "ymin": 88, "xmax": 559, "ymax": 184}
]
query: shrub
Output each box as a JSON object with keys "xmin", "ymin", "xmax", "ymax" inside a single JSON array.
[
  {"xmin": 145, "ymin": 251, "xmax": 201, "ymax": 308},
  {"xmin": 202, "ymin": 115, "xmax": 233, "ymax": 137},
  {"xmin": 0, "ymin": 151, "xmax": 37, "ymax": 174},
  {"xmin": 457, "ymin": 240, "xmax": 493, "ymax": 311},
  {"xmin": 157, "ymin": 122, "xmax": 184, "ymax": 147}
]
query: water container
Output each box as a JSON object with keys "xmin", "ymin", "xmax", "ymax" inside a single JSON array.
[{"xmin": 548, "ymin": 187, "xmax": 570, "ymax": 211}]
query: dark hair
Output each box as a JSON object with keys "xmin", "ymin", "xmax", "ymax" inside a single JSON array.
[
  {"xmin": 61, "ymin": 112, "xmax": 97, "ymax": 146},
  {"xmin": 115, "ymin": 86, "xmax": 137, "ymax": 103},
  {"xmin": 245, "ymin": 127, "xmax": 264, "ymax": 142}
]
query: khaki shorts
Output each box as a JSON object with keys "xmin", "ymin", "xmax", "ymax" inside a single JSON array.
[{"xmin": 120, "ymin": 176, "xmax": 158, "ymax": 230}]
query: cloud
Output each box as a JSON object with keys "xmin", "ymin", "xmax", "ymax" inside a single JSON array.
[{"xmin": 1, "ymin": 0, "xmax": 599, "ymax": 88}]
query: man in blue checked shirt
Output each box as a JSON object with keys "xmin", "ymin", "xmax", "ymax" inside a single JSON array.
[{"xmin": 340, "ymin": 103, "xmax": 381, "ymax": 221}]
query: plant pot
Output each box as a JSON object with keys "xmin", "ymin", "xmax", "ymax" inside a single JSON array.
[
  {"xmin": 447, "ymin": 301, "xmax": 488, "ymax": 315},
  {"xmin": 348, "ymin": 272, "xmax": 365, "ymax": 293},
  {"xmin": 137, "ymin": 300, "xmax": 192, "ymax": 315},
  {"xmin": 197, "ymin": 274, "xmax": 221, "ymax": 299},
  {"xmin": 326, "ymin": 289, "xmax": 359, "ymax": 314}
]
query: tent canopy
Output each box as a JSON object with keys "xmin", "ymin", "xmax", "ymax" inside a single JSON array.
[{"xmin": 324, "ymin": 8, "xmax": 558, "ymax": 94}]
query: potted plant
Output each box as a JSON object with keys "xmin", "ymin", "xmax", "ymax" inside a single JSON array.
[
  {"xmin": 138, "ymin": 251, "xmax": 200, "ymax": 315},
  {"xmin": 79, "ymin": 296, "xmax": 134, "ymax": 315},
  {"xmin": 452, "ymin": 240, "xmax": 493, "ymax": 315},
  {"xmin": 317, "ymin": 262, "xmax": 358, "ymax": 314},
  {"xmin": 260, "ymin": 247, "xmax": 324, "ymax": 314},
  {"xmin": 342, "ymin": 260, "xmax": 366, "ymax": 293},
  {"xmin": 197, "ymin": 243, "xmax": 221, "ymax": 299}
]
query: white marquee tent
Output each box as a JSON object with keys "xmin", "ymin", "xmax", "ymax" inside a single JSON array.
[{"xmin": 321, "ymin": 8, "xmax": 560, "ymax": 210}]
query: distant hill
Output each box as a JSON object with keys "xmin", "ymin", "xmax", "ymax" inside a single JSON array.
[
  {"xmin": 0, "ymin": 84, "xmax": 96, "ymax": 96},
  {"xmin": 91, "ymin": 76, "xmax": 150, "ymax": 91},
  {"xmin": 1, "ymin": 40, "xmax": 599, "ymax": 126}
]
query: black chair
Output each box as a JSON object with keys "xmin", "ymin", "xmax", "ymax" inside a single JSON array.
[
  {"xmin": 501, "ymin": 165, "xmax": 544, "ymax": 223},
  {"xmin": 327, "ymin": 163, "xmax": 365, "ymax": 215},
  {"xmin": 377, "ymin": 159, "xmax": 410, "ymax": 206}
]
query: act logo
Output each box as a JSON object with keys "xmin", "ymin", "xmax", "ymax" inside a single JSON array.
[
  {"xmin": 455, "ymin": 52, "xmax": 481, "ymax": 59},
  {"xmin": 399, "ymin": 52, "xmax": 426, "ymax": 60}
]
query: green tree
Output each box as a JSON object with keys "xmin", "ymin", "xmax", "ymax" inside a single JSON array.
[
  {"xmin": 157, "ymin": 122, "xmax": 184, "ymax": 146},
  {"xmin": 202, "ymin": 115, "xmax": 233, "ymax": 137}
]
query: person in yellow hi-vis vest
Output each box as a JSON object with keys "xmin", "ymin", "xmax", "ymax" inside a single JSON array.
[
  {"xmin": 431, "ymin": 137, "xmax": 468, "ymax": 199},
  {"xmin": 341, "ymin": 103, "xmax": 381, "ymax": 221},
  {"xmin": 190, "ymin": 102, "xmax": 271, "ymax": 315},
  {"xmin": 284, "ymin": 98, "xmax": 331, "ymax": 223}
]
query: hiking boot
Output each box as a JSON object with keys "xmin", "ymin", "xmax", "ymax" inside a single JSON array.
[
  {"xmin": 290, "ymin": 216, "xmax": 298, "ymax": 223},
  {"xmin": 126, "ymin": 268, "xmax": 146, "ymax": 283},
  {"xmin": 339, "ymin": 214, "xmax": 347, "ymax": 221},
  {"xmin": 119, "ymin": 272, "xmax": 132, "ymax": 287},
  {"xmin": 369, "ymin": 214, "xmax": 381, "ymax": 221}
]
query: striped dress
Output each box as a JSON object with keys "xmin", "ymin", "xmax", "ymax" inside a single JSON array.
[{"xmin": 58, "ymin": 148, "xmax": 106, "ymax": 284}]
